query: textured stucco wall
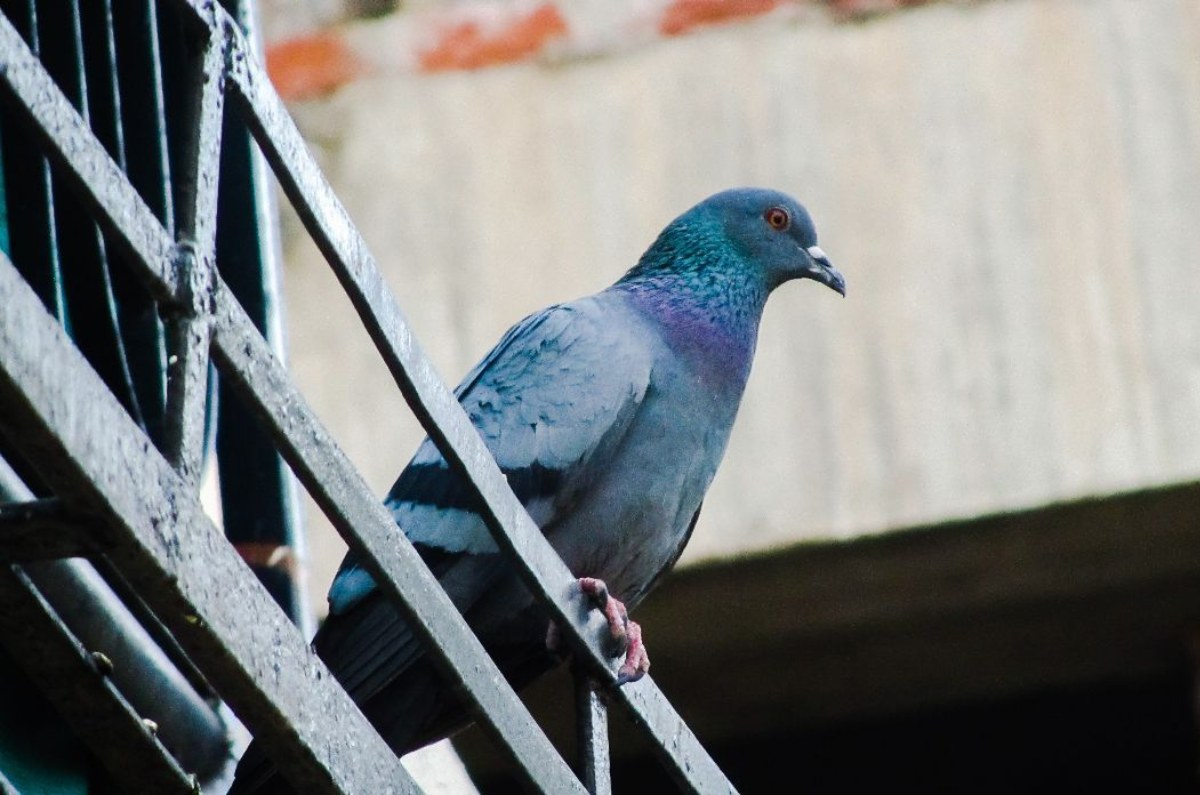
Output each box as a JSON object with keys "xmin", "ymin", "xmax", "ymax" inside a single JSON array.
[{"xmin": 277, "ymin": 0, "xmax": 1200, "ymax": 609}]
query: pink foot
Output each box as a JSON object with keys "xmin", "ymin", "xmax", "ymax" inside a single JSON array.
[{"xmin": 578, "ymin": 576, "xmax": 651, "ymax": 685}]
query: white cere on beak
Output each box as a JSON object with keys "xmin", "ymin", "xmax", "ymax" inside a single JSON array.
[{"xmin": 806, "ymin": 245, "xmax": 828, "ymax": 262}]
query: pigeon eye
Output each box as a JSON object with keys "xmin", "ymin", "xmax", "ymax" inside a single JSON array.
[{"xmin": 764, "ymin": 207, "xmax": 791, "ymax": 231}]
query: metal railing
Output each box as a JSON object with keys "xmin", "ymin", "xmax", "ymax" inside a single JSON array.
[{"xmin": 0, "ymin": 1, "xmax": 737, "ymax": 792}]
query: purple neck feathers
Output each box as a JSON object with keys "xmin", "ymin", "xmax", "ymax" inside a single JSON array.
[{"xmin": 616, "ymin": 272, "xmax": 766, "ymax": 388}]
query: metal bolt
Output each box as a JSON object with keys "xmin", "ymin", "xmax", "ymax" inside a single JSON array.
[{"xmin": 89, "ymin": 650, "xmax": 114, "ymax": 676}]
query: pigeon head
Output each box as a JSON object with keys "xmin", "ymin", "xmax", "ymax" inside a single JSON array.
[
  {"xmin": 620, "ymin": 187, "xmax": 845, "ymax": 298},
  {"xmin": 703, "ymin": 188, "xmax": 845, "ymax": 296}
]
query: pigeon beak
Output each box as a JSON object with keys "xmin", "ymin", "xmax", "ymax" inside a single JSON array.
[{"xmin": 803, "ymin": 245, "xmax": 846, "ymax": 297}]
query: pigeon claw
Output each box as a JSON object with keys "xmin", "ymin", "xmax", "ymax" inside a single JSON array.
[
  {"xmin": 616, "ymin": 620, "xmax": 650, "ymax": 685},
  {"xmin": 579, "ymin": 577, "xmax": 628, "ymax": 653},
  {"xmin": 578, "ymin": 576, "xmax": 650, "ymax": 685}
]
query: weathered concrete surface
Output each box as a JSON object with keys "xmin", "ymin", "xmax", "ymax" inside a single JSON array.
[{"xmin": 279, "ymin": 0, "xmax": 1200, "ymax": 608}]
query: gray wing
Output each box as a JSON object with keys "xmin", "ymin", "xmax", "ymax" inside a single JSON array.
[
  {"xmin": 319, "ymin": 295, "xmax": 653, "ymax": 699},
  {"xmin": 330, "ymin": 296, "xmax": 653, "ymax": 611}
]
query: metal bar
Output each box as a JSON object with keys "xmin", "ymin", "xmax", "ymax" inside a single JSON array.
[
  {"xmin": 210, "ymin": 16, "xmax": 736, "ymax": 794},
  {"xmin": 1, "ymin": 446, "xmax": 229, "ymax": 786},
  {"xmin": 96, "ymin": 232, "xmax": 155, "ymax": 430},
  {"xmin": 82, "ymin": 0, "xmax": 127, "ymax": 171},
  {"xmin": 4, "ymin": 0, "xmax": 68, "ymax": 325},
  {"xmin": 162, "ymin": 253, "xmax": 213, "ymax": 484},
  {"xmin": 575, "ymin": 675, "xmax": 612, "ymax": 795},
  {"xmin": 613, "ymin": 678, "xmax": 736, "ymax": 793},
  {"xmin": 171, "ymin": 16, "xmax": 223, "ymax": 253},
  {"xmin": 114, "ymin": 0, "xmax": 175, "ymax": 233},
  {"xmin": 0, "ymin": 254, "xmax": 418, "ymax": 795},
  {"xmin": 0, "ymin": 498, "xmax": 112, "ymax": 561},
  {"xmin": 0, "ymin": 10, "xmax": 178, "ymax": 302},
  {"xmin": 22, "ymin": 559, "xmax": 231, "ymax": 781},
  {"xmin": 210, "ymin": 4, "xmax": 312, "ymax": 631},
  {"xmin": 107, "ymin": 0, "xmax": 173, "ymax": 440},
  {"xmin": 0, "ymin": 565, "xmax": 198, "ymax": 794},
  {"xmin": 162, "ymin": 10, "xmax": 223, "ymax": 483},
  {"xmin": 211, "ymin": 280, "xmax": 587, "ymax": 794},
  {"xmin": 0, "ymin": 453, "xmax": 29, "ymax": 497}
]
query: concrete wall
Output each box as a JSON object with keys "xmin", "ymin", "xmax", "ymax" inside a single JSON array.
[{"xmin": 274, "ymin": 0, "xmax": 1200, "ymax": 606}]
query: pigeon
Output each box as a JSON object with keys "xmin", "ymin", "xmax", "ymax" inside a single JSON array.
[{"xmin": 230, "ymin": 187, "xmax": 844, "ymax": 793}]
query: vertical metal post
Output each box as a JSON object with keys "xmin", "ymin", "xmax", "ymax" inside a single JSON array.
[
  {"xmin": 104, "ymin": 0, "xmax": 172, "ymax": 442},
  {"xmin": 162, "ymin": 19, "xmax": 223, "ymax": 486},
  {"xmin": 214, "ymin": 0, "xmax": 312, "ymax": 634},
  {"xmin": 0, "ymin": 0, "xmax": 66, "ymax": 325},
  {"xmin": 575, "ymin": 673, "xmax": 613, "ymax": 795}
]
